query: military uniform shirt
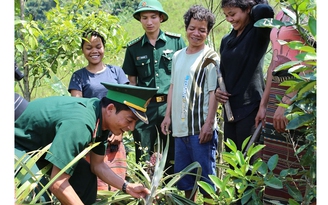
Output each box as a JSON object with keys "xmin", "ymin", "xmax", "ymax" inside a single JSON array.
[
  {"xmin": 15, "ymin": 96, "xmax": 109, "ymax": 175},
  {"xmin": 122, "ymin": 30, "xmax": 186, "ymax": 94}
]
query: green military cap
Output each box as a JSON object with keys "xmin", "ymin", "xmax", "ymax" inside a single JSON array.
[
  {"xmin": 101, "ymin": 82, "xmax": 157, "ymax": 124},
  {"xmin": 133, "ymin": 0, "xmax": 169, "ymax": 22}
]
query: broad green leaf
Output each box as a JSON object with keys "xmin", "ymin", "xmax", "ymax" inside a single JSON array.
[
  {"xmin": 254, "ymin": 18, "xmax": 284, "ymax": 28},
  {"xmin": 267, "ymin": 154, "xmax": 278, "ymax": 171},
  {"xmin": 264, "ymin": 176, "xmax": 283, "ymax": 189},
  {"xmin": 198, "ymin": 181, "xmax": 216, "ymax": 195},
  {"xmin": 252, "ymin": 160, "xmax": 264, "ymax": 175},
  {"xmin": 282, "ymin": 7, "xmax": 296, "ymax": 22},
  {"xmin": 234, "ymin": 167, "xmax": 244, "ymax": 177},
  {"xmin": 249, "ymin": 176, "xmax": 264, "ymax": 186},
  {"xmin": 288, "ymin": 198, "xmax": 301, "ymax": 205},
  {"xmin": 226, "ymin": 169, "xmax": 240, "ymax": 178},
  {"xmin": 287, "ymin": 113, "xmax": 314, "ymax": 130},
  {"xmin": 15, "ymin": 44, "xmax": 24, "ymax": 53},
  {"xmin": 287, "ymin": 41, "xmax": 313, "ymax": 52},
  {"xmin": 279, "ymin": 79, "xmax": 300, "ymax": 87},
  {"xmin": 274, "ymin": 60, "xmax": 302, "ymax": 72},
  {"xmin": 308, "ymin": 16, "xmax": 316, "ymax": 37},
  {"xmin": 286, "ymin": 184, "xmax": 303, "ymax": 202},
  {"xmin": 208, "ymin": 175, "xmax": 224, "ymax": 190},
  {"xmin": 225, "ymin": 138, "xmax": 237, "ymax": 152},
  {"xmin": 236, "ymin": 151, "xmax": 245, "ymax": 167},
  {"xmin": 297, "ymin": 0, "xmax": 312, "ymax": 13},
  {"xmin": 298, "ymin": 81, "xmax": 316, "ymax": 99},
  {"xmin": 296, "ymin": 52, "xmax": 316, "ymax": 61},
  {"xmin": 223, "ymin": 155, "xmax": 237, "ymax": 169},
  {"xmin": 225, "ymin": 186, "xmax": 235, "ymax": 199},
  {"xmin": 241, "ymin": 136, "xmax": 251, "ymax": 152},
  {"xmin": 280, "ymin": 168, "xmax": 299, "ymax": 177},
  {"xmin": 257, "ymin": 162, "xmax": 268, "ymax": 176},
  {"xmin": 241, "ymin": 188, "xmax": 253, "ymax": 204},
  {"xmin": 15, "ymin": 19, "xmax": 26, "ymax": 25},
  {"xmin": 293, "ymin": 45, "xmax": 315, "ymax": 53},
  {"xmin": 50, "ymin": 75, "xmax": 70, "ymax": 96},
  {"xmin": 248, "ymin": 145, "xmax": 265, "ymax": 159},
  {"xmin": 28, "ymin": 36, "xmax": 36, "ymax": 49}
]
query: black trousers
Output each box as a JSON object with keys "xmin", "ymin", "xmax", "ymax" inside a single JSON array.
[
  {"xmin": 223, "ymin": 108, "xmax": 258, "ymax": 205},
  {"xmin": 223, "ymin": 108, "xmax": 258, "ymax": 152}
]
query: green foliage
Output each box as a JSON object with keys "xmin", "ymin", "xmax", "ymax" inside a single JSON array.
[
  {"xmin": 15, "ymin": 144, "xmax": 53, "ymax": 204},
  {"xmin": 25, "ymin": 0, "xmax": 57, "ymax": 21},
  {"xmin": 256, "ymin": 5, "xmax": 316, "ymax": 203},
  {"xmin": 14, "ymin": 142, "xmax": 100, "ymax": 204},
  {"xmin": 14, "ymin": 0, "xmax": 245, "ymax": 100},
  {"xmin": 108, "ymin": 0, "xmax": 140, "ymax": 17},
  {"xmin": 94, "ymin": 134, "xmax": 202, "ymax": 205},
  {"xmin": 198, "ymin": 136, "xmax": 279, "ymax": 205},
  {"xmin": 199, "ymin": 136, "xmax": 314, "ymax": 205},
  {"xmin": 14, "ymin": 0, "xmax": 129, "ymax": 100}
]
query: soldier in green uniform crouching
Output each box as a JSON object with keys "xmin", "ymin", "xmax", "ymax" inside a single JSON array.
[
  {"xmin": 122, "ymin": 0, "xmax": 186, "ymax": 177},
  {"xmin": 15, "ymin": 83, "xmax": 156, "ymax": 204}
]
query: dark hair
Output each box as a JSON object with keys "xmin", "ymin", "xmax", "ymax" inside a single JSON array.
[
  {"xmin": 81, "ymin": 30, "xmax": 106, "ymax": 49},
  {"xmin": 100, "ymin": 97, "xmax": 131, "ymax": 113},
  {"xmin": 183, "ymin": 5, "xmax": 216, "ymax": 34},
  {"xmin": 220, "ymin": 0, "xmax": 268, "ymax": 11}
]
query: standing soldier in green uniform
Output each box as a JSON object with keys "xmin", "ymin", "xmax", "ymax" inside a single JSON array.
[
  {"xmin": 122, "ymin": 0, "xmax": 186, "ymax": 176},
  {"xmin": 15, "ymin": 83, "xmax": 155, "ymax": 204}
]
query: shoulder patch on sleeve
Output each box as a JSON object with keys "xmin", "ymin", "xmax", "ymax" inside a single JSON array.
[
  {"xmin": 165, "ymin": 31, "xmax": 181, "ymax": 38},
  {"xmin": 127, "ymin": 36, "xmax": 142, "ymax": 47}
]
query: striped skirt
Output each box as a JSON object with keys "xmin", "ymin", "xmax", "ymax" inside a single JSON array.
[{"xmin": 262, "ymin": 82, "xmax": 307, "ymax": 204}]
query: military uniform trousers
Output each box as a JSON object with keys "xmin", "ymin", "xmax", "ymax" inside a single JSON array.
[{"xmin": 132, "ymin": 99, "xmax": 175, "ymax": 176}]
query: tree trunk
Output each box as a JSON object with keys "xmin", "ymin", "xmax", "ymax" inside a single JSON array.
[{"xmin": 19, "ymin": 0, "xmax": 30, "ymax": 101}]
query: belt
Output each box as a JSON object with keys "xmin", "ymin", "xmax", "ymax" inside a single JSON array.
[{"xmin": 150, "ymin": 95, "xmax": 167, "ymax": 103}]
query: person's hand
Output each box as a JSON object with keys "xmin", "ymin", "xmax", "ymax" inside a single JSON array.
[
  {"xmin": 199, "ymin": 122, "xmax": 213, "ymax": 144},
  {"xmin": 108, "ymin": 134, "xmax": 122, "ymax": 145},
  {"xmin": 273, "ymin": 106, "xmax": 288, "ymax": 133},
  {"xmin": 215, "ymin": 88, "xmax": 231, "ymax": 104},
  {"xmin": 161, "ymin": 116, "xmax": 171, "ymax": 135},
  {"xmin": 255, "ymin": 106, "xmax": 266, "ymax": 128},
  {"xmin": 126, "ymin": 183, "xmax": 150, "ymax": 199}
]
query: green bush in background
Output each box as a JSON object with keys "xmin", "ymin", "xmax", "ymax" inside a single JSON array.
[{"xmin": 14, "ymin": 0, "xmax": 316, "ymax": 204}]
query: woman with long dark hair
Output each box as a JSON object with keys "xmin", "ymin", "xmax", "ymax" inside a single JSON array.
[{"xmin": 215, "ymin": 0, "xmax": 274, "ymax": 152}]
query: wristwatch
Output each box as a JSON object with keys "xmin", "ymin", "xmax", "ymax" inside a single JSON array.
[{"xmin": 122, "ymin": 181, "xmax": 129, "ymax": 193}]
